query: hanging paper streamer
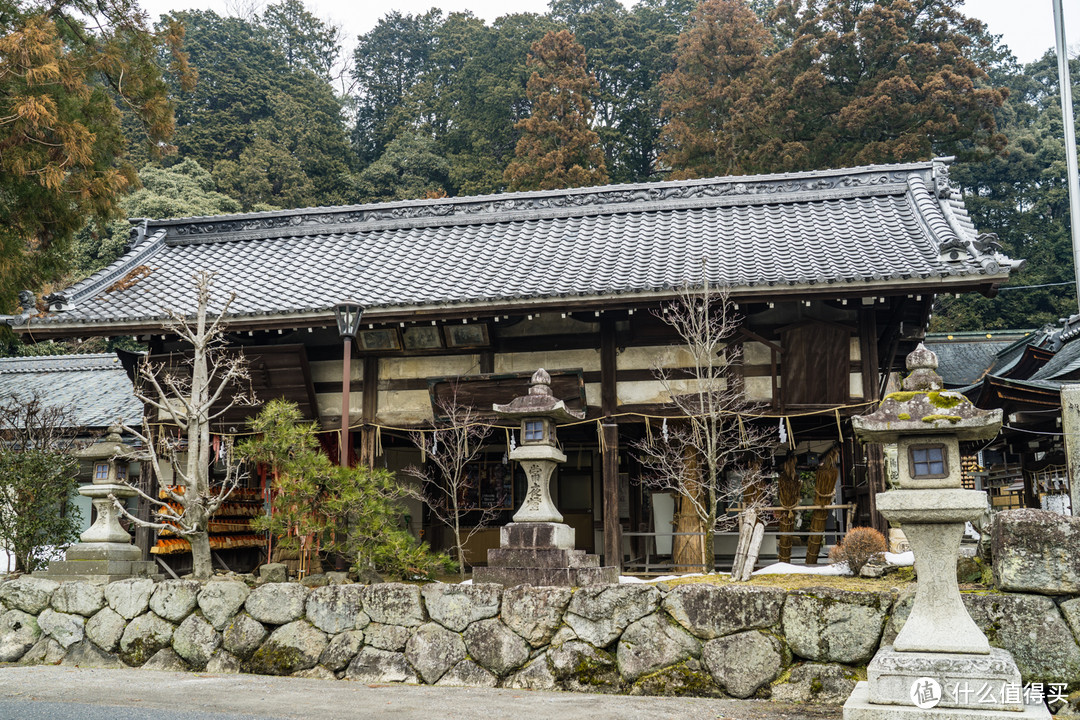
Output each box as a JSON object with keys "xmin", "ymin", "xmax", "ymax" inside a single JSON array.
[
  {"xmin": 662, "ymin": 417, "xmax": 669, "ymax": 443},
  {"xmin": 431, "ymin": 431, "xmax": 438, "ymax": 455},
  {"xmin": 509, "ymin": 431, "xmax": 517, "ymax": 452},
  {"xmin": 778, "ymin": 418, "xmax": 787, "ymax": 446}
]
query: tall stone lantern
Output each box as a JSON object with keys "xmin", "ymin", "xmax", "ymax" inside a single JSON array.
[
  {"xmin": 843, "ymin": 345, "xmax": 1048, "ymax": 719},
  {"xmin": 472, "ymin": 369, "xmax": 617, "ymax": 586},
  {"xmin": 38, "ymin": 425, "xmax": 159, "ymax": 583}
]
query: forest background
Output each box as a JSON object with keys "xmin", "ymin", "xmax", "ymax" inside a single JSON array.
[{"xmin": 2, "ymin": 0, "xmax": 1079, "ymax": 341}]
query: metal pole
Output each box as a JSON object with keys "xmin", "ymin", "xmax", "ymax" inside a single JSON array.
[
  {"xmin": 341, "ymin": 336, "xmax": 351, "ymax": 467},
  {"xmin": 1054, "ymin": 0, "xmax": 1080, "ymax": 310}
]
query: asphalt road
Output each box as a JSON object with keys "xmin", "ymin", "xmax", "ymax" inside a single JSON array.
[{"xmin": 0, "ymin": 666, "xmax": 844, "ymax": 720}]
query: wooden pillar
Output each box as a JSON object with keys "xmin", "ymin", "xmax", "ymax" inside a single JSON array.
[
  {"xmin": 359, "ymin": 357, "xmax": 379, "ymax": 469},
  {"xmin": 1062, "ymin": 384, "xmax": 1080, "ymax": 513},
  {"xmin": 860, "ymin": 308, "xmax": 887, "ymax": 534},
  {"xmin": 600, "ymin": 319, "xmax": 622, "ymax": 571}
]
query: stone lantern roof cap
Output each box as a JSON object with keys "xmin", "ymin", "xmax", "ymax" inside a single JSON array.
[
  {"xmin": 852, "ymin": 343, "xmax": 1001, "ymax": 443},
  {"xmin": 493, "ymin": 368, "xmax": 586, "ymax": 423},
  {"xmin": 74, "ymin": 423, "xmax": 135, "ymax": 461}
]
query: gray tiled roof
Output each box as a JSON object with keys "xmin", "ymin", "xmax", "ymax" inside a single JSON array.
[
  {"xmin": 17, "ymin": 161, "xmax": 1019, "ymax": 333},
  {"xmin": 0, "ymin": 354, "xmax": 141, "ymax": 428}
]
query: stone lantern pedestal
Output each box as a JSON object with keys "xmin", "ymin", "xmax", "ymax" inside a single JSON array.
[
  {"xmin": 38, "ymin": 426, "xmax": 159, "ymax": 584},
  {"xmin": 472, "ymin": 369, "xmax": 618, "ymax": 587},
  {"xmin": 843, "ymin": 346, "xmax": 1049, "ymax": 719}
]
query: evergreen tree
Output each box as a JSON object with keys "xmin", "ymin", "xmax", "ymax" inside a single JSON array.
[
  {"xmin": 504, "ymin": 30, "xmax": 609, "ymax": 191},
  {"xmin": 261, "ymin": 0, "xmax": 340, "ymax": 82},
  {"xmin": 355, "ymin": 133, "xmax": 451, "ymax": 202},
  {"xmin": 658, "ymin": 0, "xmax": 773, "ymax": 178},
  {"xmin": 0, "ymin": 0, "xmax": 189, "ymax": 311}
]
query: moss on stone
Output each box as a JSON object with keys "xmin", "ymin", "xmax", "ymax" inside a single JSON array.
[
  {"xmin": 897, "ymin": 413, "xmax": 910, "ymax": 420},
  {"xmin": 927, "ymin": 391, "xmax": 962, "ymax": 409},
  {"xmin": 884, "ymin": 391, "xmax": 921, "ymax": 403},
  {"xmin": 921, "ymin": 414, "xmax": 962, "ymax": 424}
]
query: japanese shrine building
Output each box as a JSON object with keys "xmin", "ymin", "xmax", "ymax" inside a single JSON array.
[{"xmin": 8, "ymin": 159, "xmax": 1021, "ymax": 572}]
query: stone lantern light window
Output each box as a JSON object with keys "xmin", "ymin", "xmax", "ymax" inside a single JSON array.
[
  {"xmin": 524, "ymin": 419, "xmax": 545, "ymax": 442},
  {"xmin": 909, "ymin": 444, "xmax": 947, "ymax": 479},
  {"xmin": 94, "ymin": 462, "xmax": 109, "ymax": 481}
]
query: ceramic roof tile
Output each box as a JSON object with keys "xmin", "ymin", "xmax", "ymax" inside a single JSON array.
[
  {"xmin": 18, "ymin": 161, "xmax": 1020, "ymax": 333},
  {"xmin": 0, "ymin": 354, "xmax": 141, "ymax": 428}
]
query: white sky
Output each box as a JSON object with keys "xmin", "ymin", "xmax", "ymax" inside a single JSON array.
[{"xmin": 139, "ymin": 0, "xmax": 1079, "ymax": 66}]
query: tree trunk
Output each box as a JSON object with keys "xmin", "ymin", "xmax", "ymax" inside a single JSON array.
[
  {"xmin": 673, "ymin": 450, "xmax": 707, "ymax": 572},
  {"xmin": 189, "ymin": 530, "xmax": 213, "ymax": 580}
]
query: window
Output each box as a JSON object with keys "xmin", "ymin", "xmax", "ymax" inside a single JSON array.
[
  {"xmin": 910, "ymin": 445, "xmax": 947, "ymax": 478},
  {"xmin": 94, "ymin": 463, "xmax": 109, "ymax": 481},
  {"xmin": 116, "ymin": 465, "xmax": 128, "ymax": 482},
  {"xmin": 524, "ymin": 420, "xmax": 545, "ymax": 442}
]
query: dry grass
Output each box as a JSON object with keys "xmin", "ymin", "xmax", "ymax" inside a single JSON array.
[{"xmin": 642, "ymin": 569, "xmax": 914, "ymax": 593}]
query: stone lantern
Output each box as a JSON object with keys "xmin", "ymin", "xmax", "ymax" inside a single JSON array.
[
  {"xmin": 843, "ymin": 345, "xmax": 1048, "ymax": 719},
  {"xmin": 472, "ymin": 369, "xmax": 617, "ymax": 586},
  {"xmin": 38, "ymin": 425, "xmax": 159, "ymax": 583}
]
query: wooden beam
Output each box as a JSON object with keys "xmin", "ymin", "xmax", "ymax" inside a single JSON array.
[
  {"xmin": 360, "ymin": 356, "xmax": 379, "ymax": 468},
  {"xmin": 600, "ymin": 319, "xmax": 622, "ymax": 571}
]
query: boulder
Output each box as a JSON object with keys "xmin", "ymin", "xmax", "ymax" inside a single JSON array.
[
  {"xmin": 0, "ymin": 609, "xmax": 41, "ymax": 661},
  {"xmin": 628, "ymin": 663, "xmax": 722, "ymax": 697},
  {"xmin": 564, "ymin": 585, "xmax": 660, "ymax": 648},
  {"xmin": 782, "ymin": 589, "xmax": 889, "ymax": 664},
  {"xmin": 222, "ymin": 613, "xmax": 268, "ymax": 660},
  {"xmin": 344, "ymin": 647, "xmax": 419, "ymax": 684},
  {"xmin": 0, "ymin": 576, "xmax": 57, "ymax": 614},
  {"xmin": 19, "ymin": 637, "xmax": 66, "ymax": 665},
  {"xmin": 501, "ymin": 585, "xmax": 572, "ymax": 647},
  {"xmin": 198, "ymin": 581, "xmax": 250, "ymax": 631},
  {"xmin": 206, "ymin": 649, "xmax": 242, "ymax": 673},
  {"xmin": 119, "ymin": 612, "xmax": 175, "ymax": 666},
  {"xmin": 85, "ymin": 607, "xmax": 127, "ymax": 653},
  {"xmin": 421, "ymin": 583, "xmax": 501, "ymax": 633},
  {"xmin": 967, "ymin": 593, "xmax": 1079, "ymax": 684},
  {"xmin": 248, "ymin": 620, "xmax": 328, "ymax": 676},
  {"xmin": 51, "ymin": 582, "xmax": 104, "ymax": 617},
  {"xmin": 617, "ymin": 613, "xmax": 700, "ymax": 682},
  {"xmin": 61, "ymin": 639, "xmax": 124, "ymax": 669},
  {"xmin": 148, "ymin": 580, "xmax": 201, "ymax": 623},
  {"xmin": 38, "ymin": 608, "xmax": 85, "ymax": 649},
  {"xmin": 143, "ymin": 647, "xmax": 189, "ymax": 671},
  {"xmin": 1060, "ymin": 597, "xmax": 1080, "ymax": 642},
  {"xmin": 363, "ymin": 622, "xmax": 411, "ymax": 651},
  {"xmin": 361, "ymin": 583, "xmax": 425, "ymax": 627},
  {"xmin": 662, "ymin": 584, "xmax": 784, "ymax": 640},
  {"xmin": 245, "ymin": 583, "xmax": 307, "ymax": 625},
  {"xmin": 306, "ymin": 585, "xmax": 367, "ymax": 634},
  {"xmin": 463, "ymin": 618, "xmax": 530, "ymax": 676},
  {"xmin": 299, "ymin": 574, "xmax": 329, "ymax": 589},
  {"xmin": 436, "ymin": 659, "xmax": 499, "ymax": 687},
  {"xmin": 259, "ymin": 563, "xmax": 288, "ymax": 583},
  {"xmin": 702, "ymin": 630, "xmax": 785, "ymax": 698},
  {"xmin": 105, "ymin": 578, "xmax": 154, "ymax": 620},
  {"xmin": 502, "ymin": 655, "xmax": 557, "ymax": 690},
  {"xmin": 405, "ymin": 622, "xmax": 467, "ymax": 684},
  {"xmin": 293, "ymin": 665, "xmax": 336, "ymax": 680},
  {"xmin": 992, "ymin": 509, "xmax": 1080, "ymax": 594},
  {"xmin": 549, "ymin": 640, "xmax": 619, "ymax": 690},
  {"xmin": 172, "ymin": 614, "xmax": 221, "ymax": 669},
  {"xmin": 771, "ymin": 662, "xmax": 861, "ymax": 704},
  {"xmin": 319, "ymin": 630, "xmax": 364, "ymax": 672}
]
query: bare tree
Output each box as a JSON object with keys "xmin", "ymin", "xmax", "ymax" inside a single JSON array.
[
  {"xmin": 112, "ymin": 271, "xmax": 256, "ymax": 580},
  {"xmin": 634, "ymin": 276, "xmax": 773, "ymax": 580},
  {"xmin": 403, "ymin": 390, "xmax": 497, "ymax": 581}
]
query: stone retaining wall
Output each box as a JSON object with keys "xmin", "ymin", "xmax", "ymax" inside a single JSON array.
[{"xmin": 2, "ymin": 576, "xmax": 1078, "ymax": 702}]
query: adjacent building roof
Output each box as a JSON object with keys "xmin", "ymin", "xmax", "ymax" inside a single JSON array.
[
  {"xmin": 11, "ymin": 160, "xmax": 1021, "ymax": 337},
  {"xmin": 0, "ymin": 354, "xmax": 141, "ymax": 428},
  {"xmin": 925, "ymin": 330, "xmax": 1037, "ymax": 387}
]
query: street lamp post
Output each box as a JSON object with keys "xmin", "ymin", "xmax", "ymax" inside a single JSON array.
[{"xmin": 333, "ymin": 302, "xmax": 364, "ymax": 468}]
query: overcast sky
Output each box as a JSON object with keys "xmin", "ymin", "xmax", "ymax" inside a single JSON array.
[{"xmin": 140, "ymin": 0, "xmax": 1078, "ymax": 67}]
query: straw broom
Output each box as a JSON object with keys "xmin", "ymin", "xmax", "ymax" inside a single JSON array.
[
  {"xmin": 776, "ymin": 455, "xmax": 800, "ymax": 564},
  {"xmin": 805, "ymin": 446, "xmax": 839, "ymax": 565}
]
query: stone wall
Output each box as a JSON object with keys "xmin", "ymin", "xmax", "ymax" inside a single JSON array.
[{"xmin": 2, "ymin": 575, "xmax": 1079, "ymax": 702}]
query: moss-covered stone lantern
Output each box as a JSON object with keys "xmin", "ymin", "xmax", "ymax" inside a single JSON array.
[{"xmin": 844, "ymin": 344, "xmax": 1048, "ymax": 719}]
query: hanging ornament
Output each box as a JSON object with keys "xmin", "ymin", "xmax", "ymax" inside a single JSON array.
[
  {"xmin": 778, "ymin": 418, "xmax": 788, "ymax": 445},
  {"xmin": 510, "ymin": 432, "xmax": 517, "ymax": 451},
  {"xmin": 431, "ymin": 432, "xmax": 438, "ymax": 455},
  {"xmin": 662, "ymin": 417, "xmax": 669, "ymax": 443},
  {"xmin": 502, "ymin": 452, "xmax": 509, "ymax": 465}
]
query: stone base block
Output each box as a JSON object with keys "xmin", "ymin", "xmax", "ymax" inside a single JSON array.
[
  {"xmin": 845, "ymin": 682, "xmax": 1051, "ymax": 720},
  {"xmin": 64, "ymin": 542, "xmax": 142, "ymax": 562},
  {"xmin": 868, "ymin": 646, "xmax": 1022, "ymax": 711},
  {"xmin": 500, "ymin": 523, "xmax": 575, "ymax": 550},
  {"xmin": 472, "ymin": 565, "xmax": 618, "ymax": 587},
  {"xmin": 486, "ymin": 548, "xmax": 599, "ymax": 569},
  {"xmin": 37, "ymin": 558, "xmax": 161, "ymax": 584}
]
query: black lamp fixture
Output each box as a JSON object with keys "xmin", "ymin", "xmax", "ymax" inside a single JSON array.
[
  {"xmin": 333, "ymin": 301, "xmax": 365, "ymax": 467},
  {"xmin": 334, "ymin": 301, "xmax": 365, "ymax": 339}
]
